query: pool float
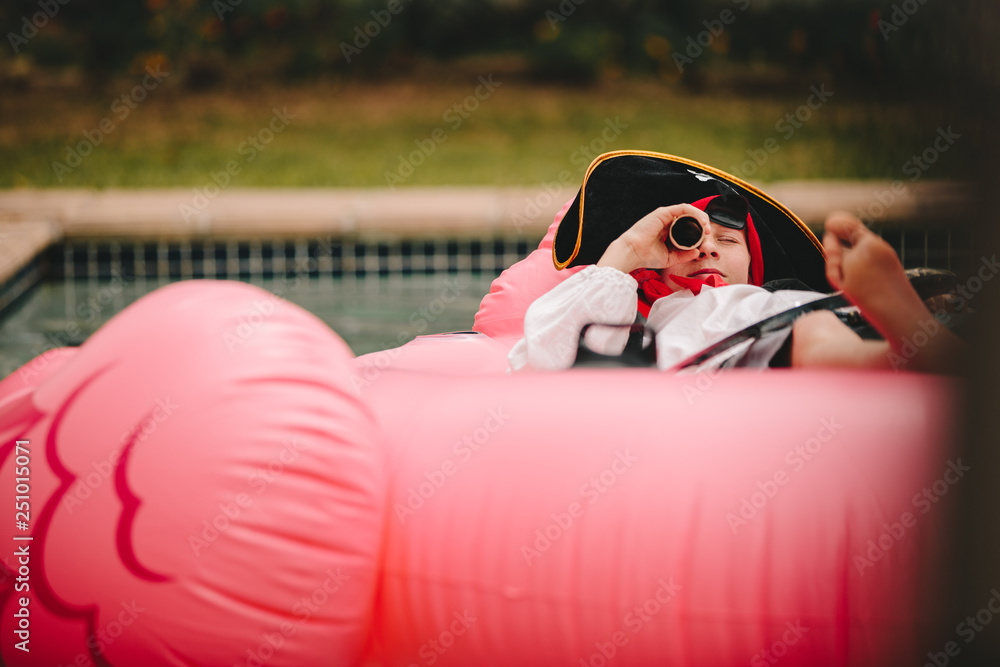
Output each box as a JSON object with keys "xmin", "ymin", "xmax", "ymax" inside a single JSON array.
[{"xmin": 0, "ymin": 153, "xmax": 957, "ymax": 666}]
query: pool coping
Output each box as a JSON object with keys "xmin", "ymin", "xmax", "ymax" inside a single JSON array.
[{"xmin": 0, "ymin": 181, "xmax": 973, "ymax": 310}]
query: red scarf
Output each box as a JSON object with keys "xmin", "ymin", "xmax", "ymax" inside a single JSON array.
[
  {"xmin": 631, "ymin": 270, "xmax": 729, "ymax": 317},
  {"xmin": 629, "ymin": 195, "xmax": 764, "ymax": 318}
]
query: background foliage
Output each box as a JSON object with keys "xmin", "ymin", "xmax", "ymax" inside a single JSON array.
[{"xmin": 0, "ymin": 0, "xmax": 956, "ymax": 93}]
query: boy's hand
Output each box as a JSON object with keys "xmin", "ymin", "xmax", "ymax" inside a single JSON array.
[{"xmin": 596, "ymin": 204, "xmax": 710, "ymax": 274}]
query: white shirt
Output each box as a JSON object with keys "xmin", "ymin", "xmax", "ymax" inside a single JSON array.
[{"xmin": 507, "ymin": 265, "xmax": 827, "ymax": 371}]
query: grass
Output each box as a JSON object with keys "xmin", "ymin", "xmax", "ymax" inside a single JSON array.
[{"xmin": 0, "ymin": 77, "xmax": 960, "ymax": 189}]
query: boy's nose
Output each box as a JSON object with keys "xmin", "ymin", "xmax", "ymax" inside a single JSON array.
[{"xmin": 698, "ymin": 236, "xmax": 720, "ymax": 258}]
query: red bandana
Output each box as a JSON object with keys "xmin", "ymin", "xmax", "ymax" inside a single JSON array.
[
  {"xmin": 628, "ymin": 195, "xmax": 764, "ymax": 318},
  {"xmin": 631, "ymin": 270, "xmax": 729, "ymax": 317}
]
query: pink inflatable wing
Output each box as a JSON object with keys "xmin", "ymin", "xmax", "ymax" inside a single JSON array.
[
  {"xmin": 473, "ymin": 198, "xmax": 584, "ymax": 343},
  {"xmin": 0, "ymin": 280, "xmax": 385, "ymax": 667}
]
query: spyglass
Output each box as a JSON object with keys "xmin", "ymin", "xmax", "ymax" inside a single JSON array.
[{"xmin": 668, "ymin": 216, "xmax": 705, "ymax": 251}]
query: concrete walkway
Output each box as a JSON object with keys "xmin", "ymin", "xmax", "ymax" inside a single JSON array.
[{"xmin": 0, "ymin": 181, "xmax": 971, "ymax": 286}]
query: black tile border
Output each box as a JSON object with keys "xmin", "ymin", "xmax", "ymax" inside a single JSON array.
[
  {"xmin": 0, "ymin": 237, "xmax": 536, "ymax": 321},
  {"xmin": 46, "ymin": 237, "xmax": 534, "ymax": 281},
  {"xmin": 0, "ymin": 225, "xmax": 979, "ymax": 322}
]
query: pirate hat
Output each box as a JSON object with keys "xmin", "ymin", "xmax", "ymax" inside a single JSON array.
[{"xmin": 552, "ymin": 151, "xmax": 830, "ymax": 291}]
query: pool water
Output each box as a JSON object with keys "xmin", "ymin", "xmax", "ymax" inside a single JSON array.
[
  {"xmin": 0, "ymin": 274, "xmax": 498, "ymax": 380},
  {"xmin": 0, "ymin": 224, "xmax": 977, "ymax": 381}
]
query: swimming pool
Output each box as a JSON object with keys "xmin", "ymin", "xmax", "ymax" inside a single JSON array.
[
  {"xmin": 0, "ymin": 236, "xmax": 532, "ymax": 379},
  {"xmin": 0, "ymin": 224, "xmax": 975, "ymax": 381},
  {"xmin": 0, "ymin": 272, "xmax": 500, "ymax": 379}
]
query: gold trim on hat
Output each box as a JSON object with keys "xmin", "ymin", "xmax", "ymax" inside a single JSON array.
[{"xmin": 553, "ymin": 150, "xmax": 825, "ymax": 270}]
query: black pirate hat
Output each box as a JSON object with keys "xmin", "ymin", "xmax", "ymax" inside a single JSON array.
[{"xmin": 552, "ymin": 151, "xmax": 830, "ymax": 292}]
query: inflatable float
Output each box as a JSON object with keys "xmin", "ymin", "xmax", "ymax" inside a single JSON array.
[{"xmin": 0, "ymin": 153, "xmax": 957, "ymax": 666}]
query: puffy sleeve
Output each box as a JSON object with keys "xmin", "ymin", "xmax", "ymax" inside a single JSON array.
[{"xmin": 507, "ymin": 265, "xmax": 639, "ymax": 371}]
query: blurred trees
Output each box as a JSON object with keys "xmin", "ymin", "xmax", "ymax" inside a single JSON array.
[{"xmin": 0, "ymin": 0, "xmax": 955, "ymax": 93}]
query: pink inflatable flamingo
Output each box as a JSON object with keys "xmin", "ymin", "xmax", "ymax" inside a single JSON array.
[{"xmin": 0, "ymin": 201, "xmax": 955, "ymax": 666}]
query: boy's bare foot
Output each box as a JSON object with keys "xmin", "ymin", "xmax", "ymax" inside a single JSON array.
[{"xmin": 818, "ymin": 212, "xmax": 964, "ymax": 373}]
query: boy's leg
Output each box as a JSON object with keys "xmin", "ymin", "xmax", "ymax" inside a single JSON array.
[{"xmin": 791, "ymin": 310, "xmax": 893, "ymax": 369}]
